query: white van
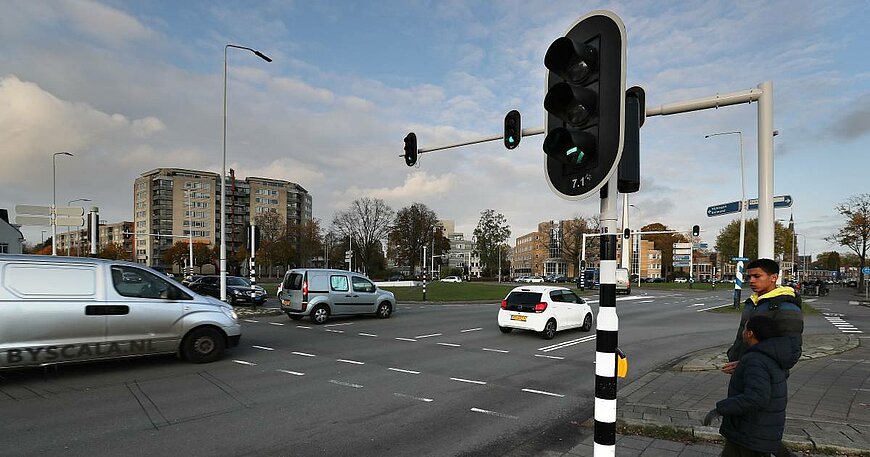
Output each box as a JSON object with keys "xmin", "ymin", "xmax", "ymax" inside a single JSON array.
[
  {"xmin": 616, "ymin": 268, "xmax": 631, "ymax": 295},
  {"xmin": 0, "ymin": 255, "xmax": 241, "ymax": 369},
  {"xmin": 279, "ymin": 268, "xmax": 396, "ymax": 324}
]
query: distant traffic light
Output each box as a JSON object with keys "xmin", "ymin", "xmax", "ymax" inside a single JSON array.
[
  {"xmin": 543, "ymin": 12, "xmax": 626, "ymax": 200},
  {"xmin": 623, "ymin": 228, "xmax": 631, "ymax": 239},
  {"xmin": 245, "ymin": 224, "xmax": 260, "ymax": 251},
  {"xmin": 504, "ymin": 110, "xmax": 521, "ymax": 149},
  {"xmin": 692, "ymin": 225, "xmax": 700, "ymax": 237},
  {"xmin": 404, "ymin": 132, "xmax": 417, "ymax": 167}
]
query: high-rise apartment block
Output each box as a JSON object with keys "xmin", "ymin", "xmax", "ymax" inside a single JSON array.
[{"xmin": 133, "ymin": 168, "xmax": 312, "ymax": 269}]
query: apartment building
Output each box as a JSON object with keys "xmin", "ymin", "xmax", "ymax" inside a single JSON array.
[
  {"xmin": 57, "ymin": 221, "xmax": 134, "ymax": 258},
  {"xmin": 133, "ymin": 168, "xmax": 312, "ymax": 270}
]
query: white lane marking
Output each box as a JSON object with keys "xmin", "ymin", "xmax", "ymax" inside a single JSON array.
[
  {"xmin": 638, "ymin": 300, "xmax": 655, "ymax": 304},
  {"xmin": 450, "ymin": 377, "xmax": 487, "ymax": 385},
  {"xmin": 522, "ymin": 388, "xmax": 565, "ymax": 398},
  {"xmin": 233, "ymin": 360, "xmax": 257, "ymax": 366},
  {"xmin": 415, "ymin": 333, "xmax": 442, "ymax": 339},
  {"xmin": 358, "ymin": 333, "xmax": 378, "ymax": 337},
  {"xmin": 688, "ymin": 303, "xmax": 706, "ymax": 307},
  {"xmin": 804, "ymin": 298, "xmax": 818, "ymax": 303},
  {"xmin": 325, "ymin": 329, "xmax": 345, "ymax": 333},
  {"xmin": 243, "ymin": 319, "xmax": 259, "ymax": 323},
  {"xmin": 276, "ymin": 369, "xmax": 305, "ymax": 376},
  {"xmin": 438, "ymin": 342, "xmax": 461, "ymax": 347},
  {"xmin": 482, "ymin": 348, "xmax": 510, "ymax": 353},
  {"xmin": 292, "ymin": 351, "xmax": 316, "ymax": 357},
  {"xmin": 460, "ymin": 327, "xmax": 483, "ymax": 333},
  {"xmin": 296, "ymin": 326, "xmax": 311, "ymax": 329},
  {"xmin": 337, "ymin": 359, "xmax": 365, "ymax": 365},
  {"xmin": 389, "ymin": 367, "xmax": 421, "ymax": 375},
  {"xmin": 269, "ymin": 322, "xmax": 285, "ymax": 326},
  {"xmin": 539, "ymin": 335, "xmax": 596, "ymax": 352},
  {"xmin": 395, "ymin": 337, "xmax": 417, "ymax": 342},
  {"xmin": 470, "ymin": 407, "xmax": 518, "ymax": 420},
  {"xmin": 535, "ymin": 354, "xmax": 565, "ymax": 360},
  {"xmin": 252, "ymin": 345, "xmax": 274, "ymax": 351},
  {"xmin": 324, "ymin": 322, "xmax": 354, "ymax": 327},
  {"xmin": 696, "ymin": 304, "xmax": 732, "ymax": 312},
  {"xmin": 394, "ymin": 393, "xmax": 434, "ymax": 402},
  {"xmin": 329, "ymin": 380, "xmax": 363, "ymax": 389},
  {"xmin": 842, "ymin": 330, "xmax": 864, "ymax": 333}
]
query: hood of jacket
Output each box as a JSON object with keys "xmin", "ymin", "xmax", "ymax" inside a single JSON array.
[
  {"xmin": 746, "ymin": 336, "xmax": 795, "ymax": 370},
  {"xmin": 749, "ymin": 286, "xmax": 802, "ymax": 308}
]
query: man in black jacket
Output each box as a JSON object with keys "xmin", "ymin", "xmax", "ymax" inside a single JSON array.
[{"xmin": 704, "ymin": 315, "xmax": 790, "ymax": 456}]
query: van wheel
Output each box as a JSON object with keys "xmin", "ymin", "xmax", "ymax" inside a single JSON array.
[
  {"xmin": 182, "ymin": 327, "xmax": 225, "ymax": 363},
  {"xmin": 499, "ymin": 326, "xmax": 513, "ymax": 334},
  {"xmin": 542, "ymin": 319, "xmax": 557, "ymax": 340},
  {"xmin": 311, "ymin": 305, "xmax": 330, "ymax": 325},
  {"xmin": 287, "ymin": 314, "xmax": 303, "ymax": 321},
  {"xmin": 377, "ymin": 302, "xmax": 392, "ymax": 319},
  {"xmin": 581, "ymin": 314, "xmax": 593, "ymax": 332}
]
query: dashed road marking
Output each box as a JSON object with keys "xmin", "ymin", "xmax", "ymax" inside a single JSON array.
[
  {"xmin": 358, "ymin": 333, "xmax": 378, "ymax": 337},
  {"xmin": 535, "ymin": 354, "xmax": 565, "ymax": 360},
  {"xmin": 297, "ymin": 326, "xmax": 312, "ymax": 329},
  {"xmin": 450, "ymin": 377, "xmax": 487, "ymax": 385},
  {"xmin": 269, "ymin": 322, "xmax": 285, "ymax": 326},
  {"xmin": 233, "ymin": 360, "xmax": 257, "ymax": 366},
  {"xmin": 337, "ymin": 359, "xmax": 365, "ymax": 365},
  {"xmin": 325, "ymin": 329, "xmax": 344, "ymax": 333},
  {"xmin": 395, "ymin": 337, "xmax": 417, "ymax": 342},
  {"xmin": 252, "ymin": 345, "xmax": 274, "ymax": 351},
  {"xmin": 438, "ymin": 342, "xmax": 461, "ymax": 347},
  {"xmin": 470, "ymin": 407, "xmax": 518, "ymax": 420},
  {"xmin": 324, "ymin": 322, "xmax": 354, "ymax": 327},
  {"xmin": 394, "ymin": 393, "xmax": 434, "ymax": 402},
  {"xmin": 389, "ymin": 367, "xmax": 421, "ymax": 375},
  {"xmin": 243, "ymin": 319, "xmax": 259, "ymax": 323},
  {"xmin": 539, "ymin": 335, "xmax": 596, "ymax": 352},
  {"xmin": 415, "ymin": 333, "xmax": 442, "ymax": 339},
  {"xmin": 482, "ymin": 348, "xmax": 509, "ymax": 353},
  {"xmin": 697, "ymin": 304, "xmax": 732, "ymax": 312},
  {"xmin": 688, "ymin": 303, "xmax": 706, "ymax": 307},
  {"xmin": 276, "ymin": 369, "xmax": 305, "ymax": 376},
  {"xmin": 522, "ymin": 388, "xmax": 565, "ymax": 398},
  {"xmin": 329, "ymin": 380, "xmax": 363, "ymax": 389},
  {"xmin": 460, "ymin": 327, "xmax": 483, "ymax": 333},
  {"xmin": 292, "ymin": 351, "xmax": 316, "ymax": 357}
]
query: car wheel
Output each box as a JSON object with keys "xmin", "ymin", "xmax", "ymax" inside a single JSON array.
[
  {"xmin": 499, "ymin": 326, "xmax": 513, "ymax": 334},
  {"xmin": 288, "ymin": 314, "xmax": 303, "ymax": 321},
  {"xmin": 181, "ymin": 327, "xmax": 225, "ymax": 363},
  {"xmin": 542, "ymin": 319, "xmax": 557, "ymax": 340},
  {"xmin": 581, "ymin": 313, "xmax": 593, "ymax": 332},
  {"xmin": 376, "ymin": 302, "xmax": 392, "ymax": 319},
  {"xmin": 311, "ymin": 305, "xmax": 330, "ymax": 325}
]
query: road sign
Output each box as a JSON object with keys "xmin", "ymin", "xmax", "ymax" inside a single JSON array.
[
  {"xmin": 56, "ymin": 207, "xmax": 85, "ymax": 217},
  {"xmin": 673, "ymin": 248, "xmax": 692, "ymax": 255},
  {"xmin": 673, "ymin": 242, "xmax": 692, "ymax": 249},
  {"xmin": 15, "ymin": 204, "xmax": 52, "ymax": 216},
  {"xmin": 706, "ymin": 201, "xmax": 741, "ymax": 217},
  {"xmin": 863, "ymin": 267, "xmax": 870, "ymax": 275},
  {"xmin": 673, "ymin": 255, "xmax": 691, "ymax": 261},
  {"xmin": 15, "ymin": 216, "xmax": 51, "ymax": 226},
  {"xmin": 747, "ymin": 195, "xmax": 793, "ymax": 211},
  {"xmin": 57, "ymin": 216, "xmax": 85, "ymax": 226},
  {"xmin": 673, "ymin": 262, "xmax": 691, "ymax": 267},
  {"xmin": 694, "ymin": 243, "xmax": 709, "ymax": 249},
  {"xmin": 732, "ymin": 257, "xmax": 749, "ymax": 262}
]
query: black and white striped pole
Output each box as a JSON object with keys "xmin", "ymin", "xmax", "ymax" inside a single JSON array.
[
  {"xmin": 249, "ymin": 223, "xmax": 257, "ymax": 287},
  {"xmin": 595, "ymin": 177, "xmax": 620, "ymax": 454},
  {"xmin": 87, "ymin": 207, "xmax": 99, "ymax": 256}
]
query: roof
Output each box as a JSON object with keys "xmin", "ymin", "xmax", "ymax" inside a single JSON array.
[{"xmin": 508, "ymin": 285, "xmax": 571, "ymax": 293}]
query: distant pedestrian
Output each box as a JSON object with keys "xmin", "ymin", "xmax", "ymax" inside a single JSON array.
[{"xmin": 704, "ymin": 315, "xmax": 790, "ymax": 456}]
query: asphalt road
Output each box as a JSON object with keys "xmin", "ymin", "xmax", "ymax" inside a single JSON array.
[{"xmin": 0, "ymin": 287, "xmax": 841, "ymax": 456}]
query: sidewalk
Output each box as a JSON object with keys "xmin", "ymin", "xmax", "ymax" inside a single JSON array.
[{"xmin": 555, "ymin": 334, "xmax": 869, "ymax": 456}]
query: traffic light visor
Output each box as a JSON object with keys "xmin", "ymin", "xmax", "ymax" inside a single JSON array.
[
  {"xmin": 544, "ymin": 37, "xmax": 597, "ymax": 84},
  {"xmin": 544, "ymin": 82, "xmax": 597, "ymax": 127},
  {"xmin": 543, "ymin": 127, "xmax": 596, "ymax": 168}
]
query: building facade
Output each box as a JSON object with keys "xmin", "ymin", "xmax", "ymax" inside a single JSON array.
[
  {"xmin": 133, "ymin": 168, "xmax": 312, "ymax": 271},
  {"xmin": 0, "ymin": 209, "xmax": 24, "ymax": 254},
  {"xmin": 57, "ymin": 221, "xmax": 134, "ymax": 258}
]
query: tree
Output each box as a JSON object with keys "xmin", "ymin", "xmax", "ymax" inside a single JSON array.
[
  {"xmin": 560, "ymin": 215, "xmax": 600, "ymax": 270},
  {"xmin": 162, "ymin": 241, "xmax": 190, "ymax": 271},
  {"xmin": 814, "ymin": 251, "xmax": 841, "ymax": 272},
  {"xmin": 643, "ymin": 223, "xmax": 689, "ymax": 279},
  {"xmin": 254, "ymin": 210, "xmax": 285, "ymax": 243},
  {"xmin": 97, "ymin": 243, "xmax": 129, "ymax": 260},
  {"xmin": 332, "ymin": 198, "xmax": 394, "ymax": 274},
  {"xmin": 826, "ymin": 193, "xmax": 870, "ymax": 287},
  {"xmin": 714, "ymin": 218, "xmax": 792, "ymax": 262},
  {"xmin": 389, "ymin": 203, "xmax": 440, "ymax": 274},
  {"xmin": 473, "ymin": 209, "xmax": 511, "ymax": 276}
]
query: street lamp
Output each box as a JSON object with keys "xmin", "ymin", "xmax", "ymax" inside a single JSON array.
[
  {"xmin": 52, "ymin": 152, "xmax": 74, "ymax": 255},
  {"xmin": 705, "ymin": 131, "xmax": 746, "ymax": 309},
  {"xmin": 221, "ymin": 44, "xmax": 272, "ymax": 302},
  {"xmin": 67, "ymin": 198, "xmax": 91, "ymax": 255}
]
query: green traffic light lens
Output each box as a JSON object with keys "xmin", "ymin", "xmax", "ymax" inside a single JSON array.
[{"xmin": 566, "ymin": 147, "xmax": 585, "ymax": 165}]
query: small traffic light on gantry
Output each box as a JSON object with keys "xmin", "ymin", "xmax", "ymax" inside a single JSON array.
[
  {"xmin": 504, "ymin": 110, "xmax": 521, "ymax": 150},
  {"xmin": 403, "ymin": 132, "xmax": 418, "ymax": 167}
]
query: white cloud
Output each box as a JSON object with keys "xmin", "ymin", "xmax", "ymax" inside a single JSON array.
[{"xmin": 338, "ymin": 172, "xmax": 458, "ymax": 209}]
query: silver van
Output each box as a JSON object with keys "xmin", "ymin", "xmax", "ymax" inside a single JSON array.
[
  {"xmin": 0, "ymin": 254, "xmax": 241, "ymax": 369},
  {"xmin": 279, "ymin": 268, "xmax": 396, "ymax": 324}
]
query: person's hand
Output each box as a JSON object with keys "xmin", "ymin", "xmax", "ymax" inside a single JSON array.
[
  {"xmin": 702, "ymin": 409, "xmax": 721, "ymax": 426},
  {"xmin": 721, "ymin": 361, "xmax": 738, "ymax": 375}
]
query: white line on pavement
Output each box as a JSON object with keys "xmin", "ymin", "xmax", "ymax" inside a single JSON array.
[
  {"xmin": 358, "ymin": 333, "xmax": 378, "ymax": 337},
  {"xmin": 539, "ymin": 335, "xmax": 596, "ymax": 352},
  {"xmin": 296, "ymin": 326, "xmax": 311, "ymax": 329},
  {"xmin": 325, "ymin": 329, "xmax": 344, "ymax": 333},
  {"xmin": 276, "ymin": 369, "xmax": 305, "ymax": 376},
  {"xmin": 233, "ymin": 360, "xmax": 257, "ymax": 366},
  {"xmin": 329, "ymin": 380, "xmax": 363, "ymax": 389},
  {"xmin": 243, "ymin": 319, "xmax": 259, "ymax": 323},
  {"xmin": 470, "ymin": 407, "xmax": 518, "ymax": 420},
  {"xmin": 337, "ymin": 359, "xmax": 365, "ymax": 365},
  {"xmin": 450, "ymin": 377, "xmax": 487, "ymax": 385},
  {"xmin": 324, "ymin": 322, "xmax": 354, "ymax": 327},
  {"xmin": 389, "ymin": 367, "xmax": 421, "ymax": 375},
  {"xmin": 460, "ymin": 327, "xmax": 483, "ymax": 333},
  {"xmin": 696, "ymin": 304, "xmax": 732, "ymax": 312},
  {"xmin": 638, "ymin": 300, "xmax": 655, "ymax": 303},
  {"xmin": 535, "ymin": 354, "xmax": 565, "ymax": 360},
  {"xmin": 438, "ymin": 342, "xmax": 461, "ymax": 347},
  {"xmin": 292, "ymin": 351, "xmax": 316, "ymax": 357},
  {"xmin": 395, "ymin": 337, "xmax": 417, "ymax": 342},
  {"xmin": 688, "ymin": 303, "xmax": 706, "ymax": 307},
  {"xmin": 415, "ymin": 333, "xmax": 442, "ymax": 339},
  {"xmin": 482, "ymin": 348, "xmax": 509, "ymax": 353},
  {"xmin": 522, "ymin": 388, "xmax": 565, "ymax": 398},
  {"xmin": 394, "ymin": 393, "xmax": 434, "ymax": 402},
  {"xmin": 269, "ymin": 322, "xmax": 285, "ymax": 326},
  {"xmin": 252, "ymin": 345, "xmax": 274, "ymax": 351}
]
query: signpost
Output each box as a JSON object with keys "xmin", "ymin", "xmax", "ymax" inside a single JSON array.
[
  {"xmin": 707, "ymin": 195, "xmax": 793, "ymax": 217},
  {"xmin": 15, "ymin": 204, "xmax": 85, "ymax": 254},
  {"xmin": 673, "ymin": 242, "xmax": 694, "ymax": 283}
]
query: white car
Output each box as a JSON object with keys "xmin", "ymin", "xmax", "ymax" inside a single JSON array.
[
  {"xmin": 441, "ymin": 276, "xmax": 462, "ymax": 283},
  {"xmin": 528, "ymin": 276, "xmax": 545, "ymax": 283},
  {"xmin": 674, "ymin": 278, "xmax": 688, "ymax": 283},
  {"xmin": 498, "ymin": 286, "xmax": 594, "ymax": 340}
]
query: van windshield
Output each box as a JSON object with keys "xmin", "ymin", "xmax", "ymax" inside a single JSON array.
[{"xmin": 284, "ymin": 273, "xmax": 303, "ymax": 290}]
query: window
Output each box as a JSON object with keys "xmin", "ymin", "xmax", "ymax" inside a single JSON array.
[
  {"xmin": 352, "ymin": 276, "xmax": 375, "ymax": 293},
  {"xmin": 330, "ymin": 275, "xmax": 349, "ymax": 292},
  {"xmin": 0, "ymin": 243, "xmax": 7, "ymax": 254},
  {"xmin": 550, "ymin": 290, "xmax": 580, "ymax": 303},
  {"xmin": 111, "ymin": 265, "xmax": 191, "ymax": 300}
]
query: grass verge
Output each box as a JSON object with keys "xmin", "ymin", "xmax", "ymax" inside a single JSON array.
[{"xmin": 381, "ymin": 281, "xmax": 597, "ymax": 302}]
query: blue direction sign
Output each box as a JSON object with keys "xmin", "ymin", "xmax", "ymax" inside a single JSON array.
[
  {"xmin": 673, "ymin": 255, "xmax": 691, "ymax": 261},
  {"xmin": 732, "ymin": 257, "xmax": 749, "ymax": 262},
  {"xmin": 863, "ymin": 266, "xmax": 870, "ymax": 275},
  {"xmin": 707, "ymin": 201, "xmax": 741, "ymax": 217},
  {"xmin": 673, "ymin": 262, "xmax": 691, "ymax": 267},
  {"xmin": 747, "ymin": 195, "xmax": 793, "ymax": 211}
]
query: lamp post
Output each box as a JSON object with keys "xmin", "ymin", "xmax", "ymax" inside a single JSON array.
[
  {"xmin": 52, "ymin": 152, "xmax": 74, "ymax": 255},
  {"xmin": 67, "ymin": 198, "xmax": 91, "ymax": 255},
  {"xmin": 221, "ymin": 44, "xmax": 272, "ymax": 302},
  {"xmin": 705, "ymin": 131, "xmax": 746, "ymax": 309}
]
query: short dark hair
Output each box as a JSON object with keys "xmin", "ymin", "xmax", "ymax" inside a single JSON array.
[
  {"xmin": 746, "ymin": 258, "xmax": 779, "ymax": 275},
  {"xmin": 746, "ymin": 315, "xmax": 777, "ymax": 341}
]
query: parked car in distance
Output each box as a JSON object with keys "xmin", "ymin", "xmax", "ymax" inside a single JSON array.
[
  {"xmin": 188, "ymin": 275, "xmax": 267, "ymax": 306},
  {"xmin": 441, "ymin": 276, "xmax": 462, "ymax": 283},
  {"xmin": 615, "ymin": 268, "xmax": 631, "ymax": 295},
  {"xmin": 674, "ymin": 277, "xmax": 688, "ymax": 283},
  {"xmin": 498, "ymin": 286, "xmax": 593, "ymax": 339},
  {"xmin": 279, "ymin": 268, "xmax": 396, "ymax": 324},
  {"xmin": 388, "ymin": 273, "xmax": 405, "ymax": 281},
  {"xmin": 515, "ymin": 276, "xmax": 530, "ymax": 283},
  {"xmin": 528, "ymin": 276, "xmax": 544, "ymax": 283},
  {"xmin": 0, "ymin": 254, "xmax": 240, "ymax": 369}
]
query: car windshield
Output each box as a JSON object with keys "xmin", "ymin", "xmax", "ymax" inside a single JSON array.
[{"xmin": 227, "ymin": 277, "xmax": 249, "ymax": 287}]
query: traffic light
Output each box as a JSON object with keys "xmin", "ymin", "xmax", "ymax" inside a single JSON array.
[
  {"xmin": 692, "ymin": 225, "xmax": 700, "ymax": 237},
  {"xmin": 623, "ymin": 228, "xmax": 631, "ymax": 239},
  {"xmin": 504, "ymin": 110, "xmax": 521, "ymax": 149},
  {"xmin": 618, "ymin": 86, "xmax": 644, "ymax": 193},
  {"xmin": 543, "ymin": 11, "xmax": 626, "ymax": 200},
  {"xmin": 404, "ymin": 132, "xmax": 417, "ymax": 167},
  {"xmin": 245, "ymin": 224, "xmax": 260, "ymax": 251},
  {"xmin": 87, "ymin": 209, "xmax": 99, "ymax": 255}
]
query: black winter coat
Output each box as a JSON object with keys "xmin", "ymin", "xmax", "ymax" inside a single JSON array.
[
  {"xmin": 727, "ymin": 286, "xmax": 803, "ymax": 366},
  {"xmin": 717, "ymin": 337, "xmax": 791, "ymax": 453}
]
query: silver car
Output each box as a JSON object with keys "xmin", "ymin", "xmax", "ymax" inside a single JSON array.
[
  {"xmin": 279, "ymin": 268, "xmax": 396, "ymax": 324},
  {"xmin": 0, "ymin": 254, "xmax": 241, "ymax": 369}
]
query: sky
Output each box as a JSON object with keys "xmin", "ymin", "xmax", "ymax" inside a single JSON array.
[{"xmin": 1, "ymin": 0, "xmax": 868, "ymax": 258}]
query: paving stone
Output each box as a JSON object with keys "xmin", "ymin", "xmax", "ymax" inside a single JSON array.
[{"xmin": 648, "ymin": 439, "xmax": 686, "ymax": 451}]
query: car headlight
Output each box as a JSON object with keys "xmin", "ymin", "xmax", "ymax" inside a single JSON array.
[
  {"xmin": 221, "ymin": 306, "xmax": 238, "ymax": 320},
  {"xmin": 233, "ymin": 289, "xmax": 243, "ymax": 295}
]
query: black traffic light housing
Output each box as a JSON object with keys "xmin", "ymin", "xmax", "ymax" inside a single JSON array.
[
  {"xmin": 692, "ymin": 225, "xmax": 700, "ymax": 237},
  {"xmin": 543, "ymin": 11, "xmax": 626, "ymax": 200},
  {"xmin": 504, "ymin": 110, "xmax": 521, "ymax": 149},
  {"xmin": 404, "ymin": 132, "xmax": 418, "ymax": 167},
  {"xmin": 618, "ymin": 86, "xmax": 644, "ymax": 193},
  {"xmin": 623, "ymin": 228, "xmax": 631, "ymax": 239},
  {"xmin": 245, "ymin": 224, "xmax": 261, "ymax": 251}
]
